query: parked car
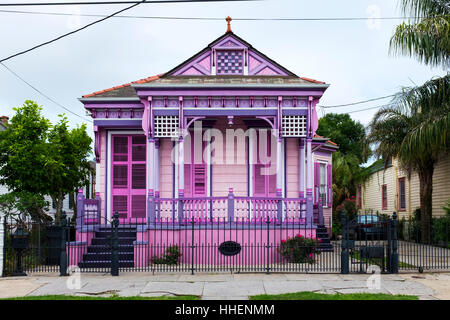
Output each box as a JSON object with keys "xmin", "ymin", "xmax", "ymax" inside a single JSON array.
[{"xmin": 348, "ymin": 215, "xmax": 386, "ymax": 240}]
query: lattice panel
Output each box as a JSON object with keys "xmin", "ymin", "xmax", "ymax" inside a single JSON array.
[
  {"xmin": 217, "ymin": 50, "xmax": 243, "ymax": 74},
  {"xmin": 282, "ymin": 116, "xmax": 307, "ymax": 137},
  {"xmin": 154, "ymin": 116, "xmax": 179, "ymax": 137}
]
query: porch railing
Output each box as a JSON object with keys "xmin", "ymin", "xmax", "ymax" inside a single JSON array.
[
  {"xmin": 149, "ymin": 188, "xmax": 323, "ymax": 225},
  {"xmin": 76, "ymin": 189, "xmax": 101, "ymax": 226}
]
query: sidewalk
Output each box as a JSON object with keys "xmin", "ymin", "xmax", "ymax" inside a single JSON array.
[{"xmin": 0, "ymin": 272, "xmax": 448, "ymax": 300}]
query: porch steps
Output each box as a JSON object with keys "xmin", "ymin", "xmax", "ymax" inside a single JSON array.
[
  {"xmin": 78, "ymin": 227, "xmax": 137, "ymax": 269},
  {"xmin": 316, "ymin": 224, "xmax": 334, "ymax": 252}
]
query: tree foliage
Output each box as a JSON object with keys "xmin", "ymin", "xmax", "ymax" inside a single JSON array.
[
  {"xmin": 0, "ymin": 100, "xmax": 93, "ymax": 222},
  {"xmin": 316, "ymin": 113, "xmax": 372, "ymax": 210},
  {"xmin": 390, "ymin": 0, "xmax": 450, "ymax": 68}
]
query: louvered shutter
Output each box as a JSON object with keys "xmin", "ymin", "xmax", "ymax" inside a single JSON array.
[
  {"xmin": 327, "ymin": 164, "xmax": 332, "ymax": 207},
  {"xmin": 314, "ymin": 162, "xmax": 320, "ymax": 203}
]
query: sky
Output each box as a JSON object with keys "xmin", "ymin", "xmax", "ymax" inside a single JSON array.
[{"xmin": 0, "ymin": 0, "xmax": 446, "ymax": 139}]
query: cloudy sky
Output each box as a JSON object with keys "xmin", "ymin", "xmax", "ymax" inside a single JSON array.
[{"xmin": 0, "ymin": 0, "xmax": 446, "ymax": 136}]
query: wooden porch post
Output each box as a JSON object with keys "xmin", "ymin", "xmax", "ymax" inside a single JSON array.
[
  {"xmin": 155, "ymin": 139, "xmax": 160, "ymax": 197},
  {"xmin": 178, "ymin": 136, "xmax": 185, "ymax": 222},
  {"xmin": 306, "ymin": 137, "xmax": 313, "ymax": 225},
  {"xmin": 276, "ymin": 137, "xmax": 283, "ymax": 223},
  {"xmin": 147, "ymin": 138, "xmax": 155, "ymax": 224},
  {"xmin": 299, "ymin": 138, "xmax": 305, "ymax": 198}
]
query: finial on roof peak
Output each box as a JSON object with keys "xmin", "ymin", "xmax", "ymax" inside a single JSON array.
[{"xmin": 226, "ymin": 16, "xmax": 232, "ymax": 33}]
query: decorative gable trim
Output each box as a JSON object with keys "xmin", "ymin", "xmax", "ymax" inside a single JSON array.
[{"xmin": 165, "ymin": 32, "xmax": 297, "ymax": 77}]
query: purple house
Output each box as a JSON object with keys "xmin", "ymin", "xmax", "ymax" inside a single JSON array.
[{"xmin": 74, "ymin": 20, "xmax": 337, "ymax": 269}]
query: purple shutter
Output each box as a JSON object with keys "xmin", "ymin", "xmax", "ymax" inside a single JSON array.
[
  {"xmin": 131, "ymin": 195, "xmax": 146, "ymax": 218},
  {"xmin": 193, "ymin": 165, "xmax": 206, "ymax": 196},
  {"xmin": 314, "ymin": 162, "xmax": 320, "ymax": 203},
  {"xmin": 184, "ymin": 164, "xmax": 191, "ymax": 196},
  {"xmin": 113, "ymin": 195, "xmax": 127, "ymax": 219},
  {"xmin": 327, "ymin": 164, "xmax": 332, "ymax": 207},
  {"xmin": 254, "ymin": 164, "xmax": 266, "ymax": 196}
]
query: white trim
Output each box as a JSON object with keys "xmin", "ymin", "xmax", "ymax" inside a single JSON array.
[{"xmin": 107, "ymin": 130, "xmax": 144, "ymax": 223}]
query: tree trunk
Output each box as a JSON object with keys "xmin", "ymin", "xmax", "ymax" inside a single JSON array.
[
  {"xmin": 54, "ymin": 191, "xmax": 64, "ymax": 223},
  {"xmin": 418, "ymin": 167, "xmax": 434, "ymax": 243}
]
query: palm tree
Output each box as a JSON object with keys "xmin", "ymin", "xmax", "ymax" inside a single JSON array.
[
  {"xmin": 368, "ymin": 75, "xmax": 450, "ymax": 242},
  {"xmin": 390, "ymin": 0, "xmax": 449, "ymax": 68}
]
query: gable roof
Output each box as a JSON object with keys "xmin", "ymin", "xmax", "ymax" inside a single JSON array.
[{"xmin": 81, "ymin": 31, "xmax": 326, "ymax": 99}]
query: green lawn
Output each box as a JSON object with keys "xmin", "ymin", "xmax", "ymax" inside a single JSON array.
[
  {"xmin": 2, "ymin": 294, "xmax": 199, "ymax": 300},
  {"xmin": 350, "ymin": 251, "xmax": 416, "ymax": 269},
  {"xmin": 250, "ymin": 292, "xmax": 418, "ymax": 300}
]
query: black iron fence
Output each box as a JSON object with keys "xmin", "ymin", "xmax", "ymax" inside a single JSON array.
[{"xmin": 2, "ymin": 211, "xmax": 449, "ymax": 276}]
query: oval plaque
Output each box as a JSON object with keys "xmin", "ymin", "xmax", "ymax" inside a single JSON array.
[{"xmin": 218, "ymin": 241, "xmax": 241, "ymax": 256}]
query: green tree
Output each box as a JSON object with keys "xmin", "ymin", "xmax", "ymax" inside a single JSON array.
[
  {"xmin": 368, "ymin": 76, "xmax": 450, "ymax": 242},
  {"xmin": 0, "ymin": 100, "xmax": 93, "ymax": 222},
  {"xmin": 368, "ymin": 0, "xmax": 450, "ymax": 242},
  {"xmin": 317, "ymin": 113, "xmax": 372, "ymax": 210},
  {"xmin": 390, "ymin": 0, "xmax": 449, "ymax": 68},
  {"xmin": 46, "ymin": 117, "xmax": 93, "ymax": 222},
  {"xmin": 0, "ymin": 101, "xmax": 51, "ymax": 221}
]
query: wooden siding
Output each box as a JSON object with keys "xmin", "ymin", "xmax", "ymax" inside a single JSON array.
[
  {"xmin": 361, "ymin": 156, "xmax": 450, "ymax": 217},
  {"xmin": 286, "ymin": 138, "xmax": 299, "ymax": 198},
  {"xmin": 160, "ymin": 139, "xmax": 173, "ymax": 198}
]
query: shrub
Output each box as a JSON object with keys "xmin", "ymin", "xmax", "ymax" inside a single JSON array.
[
  {"xmin": 332, "ymin": 198, "xmax": 358, "ymax": 237},
  {"xmin": 278, "ymin": 234, "xmax": 321, "ymax": 264},
  {"xmin": 151, "ymin": 245, "xmax": 182, "ymax": 265}
]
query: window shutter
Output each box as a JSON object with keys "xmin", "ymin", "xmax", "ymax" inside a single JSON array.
[
  {"xmin": 327, "ymin": 164, "xmax": 332, "ymax": 207},
  {"xmin": 131, "ymin": 195, "xmax": 146, "ymax": 218},
  {"xmin": 184, "ymin": 164, "xmax": 191, "ymax": 196},
  {"xmin": 314, "ymin": 162, "xmax": 320, "ymax": 203},
  {"xmin": 193, "ymin": 164, "xmax": 207, "ymax": 196},
  {"xmin": 113, "ymin": 165, "xmax": 128, "ymax": 188},
  {"xmin": 113, "ymin": 195, "xmax": 127, "ymax": 218}
]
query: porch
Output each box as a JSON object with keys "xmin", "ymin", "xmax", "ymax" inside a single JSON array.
[{"xmin": 76, "ymin": 188, "xmax": 326, "ymax": 227}]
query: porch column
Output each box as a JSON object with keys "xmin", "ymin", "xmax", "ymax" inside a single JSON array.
[
  {"xmin": 154, "ymin": 139, "xmax": 160, "ymax": 197},
  {"xmin": 147, "ymin": 138, "xmax": 155, "ymax": 223},
  {"xmin": 178, "ymin": 136, "xmax": 184, "ymax": 197},
  {"xmin": 299, "ymin": 138, "xmax": 305, "ymax": 198},
  {"xmin": 306, "ymin": 137, "xmax": 313, "ymax": 225},
  {"xmin": 276, "ymin": 137, "xmax": 283, "ymax": 197}
]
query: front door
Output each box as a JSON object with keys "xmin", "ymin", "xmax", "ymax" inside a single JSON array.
[{"xmin": 111, "ymin": 134, "xmax": 147, "ymax": 224}]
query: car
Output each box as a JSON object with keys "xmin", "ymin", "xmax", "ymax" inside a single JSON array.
[{"xmin": 348, "ymin": 215, "xmax": 386, "ymax": 240}]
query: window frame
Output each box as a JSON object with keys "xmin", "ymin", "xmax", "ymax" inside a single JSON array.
[
  {"xmin": 398, "ymin": 177, "xmax": 406, "ymax": 211},
  {"xmin": 381, "ymin": 184, "xmax": 388, "ymax": 210}
]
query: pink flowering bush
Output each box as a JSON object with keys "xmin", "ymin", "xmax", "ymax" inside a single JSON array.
[{"xmin": 278, "ymin": 234, "xmax": 321, "ymax": 264}]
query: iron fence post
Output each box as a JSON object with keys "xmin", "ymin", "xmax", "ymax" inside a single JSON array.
[
  {"xmin": 0, "ymin": 216, "xmax": 5, "ymax": 277},
  {"xmin": 76, "ymin": 189, "xmax": 84, "ymax": 227},
  {"xmin": 111, "ymin": 211, "xmax": 119, "ymax": 276},
  {"xmin": 340, "ymin": 210, "xmax": 349, "ymax": 274},
  {"xmin": 148, "ymin": 189, "xmax": 155, "ymax": 225},
  {"xmin": 391, "ymin": 212, "xmax": 399, "ymax": 273},
  {"xmin": 191, "ymin": 219, "xmax": 195, "ymax": 275},
  {"xmin": 266, "ymin": 218, "xmax": 271, "ymax": 275},
  {"xmin": 178, "ymin": 194, "xmax": 184, "ymax": 224},
  {"xmin": 59, "ymin": 212, "xmax": 68, "ymax": 276}
]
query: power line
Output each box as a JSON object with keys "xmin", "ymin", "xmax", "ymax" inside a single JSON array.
[
  {"xmin": 0, "ymin": 0, "xmax": 146, "ymax": 63},
  {"xmin": 0, "ymin": 9, "xmax": 420, "ymax": 21},
  {"xmin": 0, "ymin": 62, "xmax": 92, "ymax": 123},
  {"xmin": 347, "ymin": 104, "xmax": 388, "ymax": 114},
  {"xmin": 319, "ymin": 94, "xmax": 396, "ymax": 108},
  {"xmin": 0, "ymin": 0, "xmax": 256, "ymax": 6}
]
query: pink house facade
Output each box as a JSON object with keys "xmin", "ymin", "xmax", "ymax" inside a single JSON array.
[{"xmin": 74, "ymin": 23, "xmax": 337, "ymax": 269}]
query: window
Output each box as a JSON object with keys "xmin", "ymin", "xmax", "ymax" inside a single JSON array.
[
  {"xmin": 398, "ymin": 178, "xmax": 406, "ymax": 211},
  {"xmin": 357, "ymin": 185, "xmax": 362, "ymax": 209},
  {"xmin": 319, "ymin": 163, "xmax": 327, "ymax": 205},
  {"xmin": 253, "ymin": 130, "xmax": 276, "ymax": 197},
  {"xmin": 184, "ymin": 134, "xmax": 207, "ymax": 197},
  {"xmin": 381, "ymin": 184, "xmax": 388, "ymax": 210},
  {"xmin": 111, "ymin": 135, "xmax": 146, "ymax": 220}
]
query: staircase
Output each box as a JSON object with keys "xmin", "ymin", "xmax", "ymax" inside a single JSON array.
[
  {"xmin": 78, "ymin": 227, "xmax": 136, "ymax": 269},
  {"xmin": 316, "ymin": 224, "xmax": 334, "ymax": 252}
]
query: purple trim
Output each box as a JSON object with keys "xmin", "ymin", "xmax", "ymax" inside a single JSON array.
[
  {"xmin": 84, "ymin": 103, "xmax": 144, "ymax": 109},
  {"xmin": 184, "ymin": 109, "xmax": 277, "ymax": 116},
  {"xmin": 93, "ymin": 120, "xmax": 142, "ymax": 127},
  {"xmin": 105, "ymin": 130, "xmax": 109, "ymax": 224},
  {"xmin": 248, "ymin": 50, "xmax": 289, "ymax": 76},
  {"xmin": 313, "ymin": 151, "xmax": 333, "ymax": 157},
  {"xmin": 133, "ymin": 240, "xmax": 148, "ymax": 245},
  {"xmin": 282, "ymin": 109, "xmax": 308, "ymax": 116},
  {"xmin": 135, "ymin": 89, "xmax": 326, "ymax": 97},
  {"xmin": 67, "ymin": 241, "xmax": 87, "ymax": 245}
]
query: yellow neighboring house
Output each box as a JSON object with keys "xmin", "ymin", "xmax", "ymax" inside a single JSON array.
[{"xmin": 358, "ymin": 155, "xmax": 450, "ymax": 218}]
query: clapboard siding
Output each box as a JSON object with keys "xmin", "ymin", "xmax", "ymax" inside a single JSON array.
[{"xmin": 361, "ymin": 156, "xmax": 450, "ymax": 217}]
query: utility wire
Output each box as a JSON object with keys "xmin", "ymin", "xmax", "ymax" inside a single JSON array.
[
  {"xmin": 0, "ymin": 0, "xmax": 256, "ymax": 6},
  {"xmin": 0, "ymin": 9, "xmax": 419, "ymax": 21},
  {"xmin": 0, "ymin": 0, "xmax": 146, "ymax": 63},
  {"xmin": 319, "ymin": 94, "xmax": 396, "ymax": 108},
  {"xmin": 346, "ymin": 104, "xmax": 388, "ymax": 114},
  {"xmin": 0, "ymin": 62, "xmax": 92, "ymax": 122}
]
